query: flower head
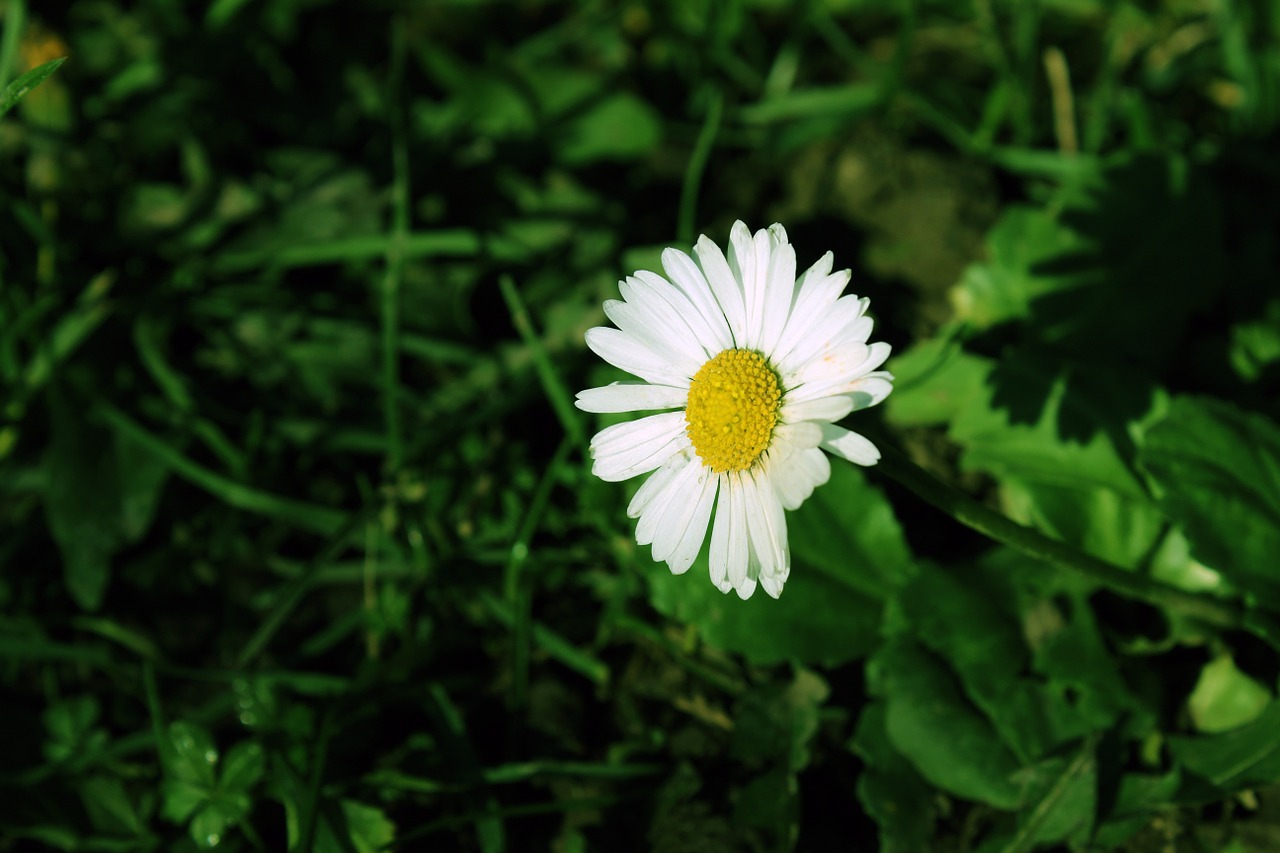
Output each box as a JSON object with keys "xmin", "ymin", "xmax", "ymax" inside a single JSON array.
[{"xmin": 576, "ymin": 222, "xmax": 893, "ymax": 599}]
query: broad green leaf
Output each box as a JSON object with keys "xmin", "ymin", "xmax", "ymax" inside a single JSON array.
[
  {"xmin": 883, "ymin": 335, "xmax": 991, "ymax": 428},
  {"xmin": 1170, "ymin": 700, "xmax": 1280, "ymax": 795},
  {"xmin": 949, "ymin": 357, "xmax": 1168, "ymax": 568},
  {"xmin": 220, "ymin": 741, "xmax": 266, "ymax": 792},
  {"xmin": 165, "ymin": 721, "xmax": 218, "ymax": 787},
  {"xmin": 851, "ymin": 703, "xmax": 935, "ymax": 853},
  {"xmin": 1187, "ymin": 655, "xmax": 1272, "ymax": 733},
  {"xmin": 556, "ymin": 93, "xmax": 661, "ymax": 164},
  {"xmin": 190, "ymin": 801, "xmax": 231, "ymax": 849},
  {"xmin": 952, "ymin": 205, "xmax": 1087, "ymax": 329},
  {"xmin": 340, "ymin": 799, "xmax": 397, "ymax": 853},
  {"xmin": 953, "ymin": 156, "xmax": 1221, "ymax": 372},
  {"xmin": 1229, "ymin": 298, "xmax": 1280, "ymax": 382},
  {"xmin": 1092, "ymin": 768, "xmax": 1182, "ymax": 848},
  {"xmin": 730, "ymin": 670, "xmax": 829, "ymax": 772},
  {"xmin": 79, "ymin": 775, "xmax": 144, "ymax": 836},
  {"xmin": 868, "ymin": 638, "xmax": 1025, "ymax": 809},
  {"xmin": 1002, "ymin": 744, "xmax": 1098, "ymax": 851},
  {"xmin": 43, "ymin": 696, "xmax": 103, "ymax": 764},
  {"xmin": 1140, "ymin": 397, "xmax": 1280, "ymax": 610},
  {"xmin": 648, "ymin": 463, "xmax": 913, "ymax": 665}
]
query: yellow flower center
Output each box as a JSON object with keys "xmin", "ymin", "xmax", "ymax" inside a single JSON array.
[{"xmin": 684, "ymin": 349, "xmax": 782, "ymax": 473}]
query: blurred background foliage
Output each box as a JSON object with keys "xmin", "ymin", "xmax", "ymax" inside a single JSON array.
[{"xmin": 3, "ymin": 0, "xmax": 1280, "ymax": 850}]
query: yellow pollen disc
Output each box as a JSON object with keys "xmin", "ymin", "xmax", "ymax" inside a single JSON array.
[{"xmin": 684, "ymin": 349, "xmax": 782, "ymax": 473}]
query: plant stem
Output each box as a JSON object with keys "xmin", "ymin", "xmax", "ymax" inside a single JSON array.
[{"xmin": 874, "ymin": 446, "xmax": 1245, "ymax": 630}]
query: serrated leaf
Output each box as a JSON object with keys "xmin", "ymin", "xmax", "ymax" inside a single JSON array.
[
  {"xmin": 647, "ymin": 463, "xmax": 913, "ymax": 666},
  {"xmin": 1140, "ymin": 396, "xmax": 1280, "ymax": 610}
]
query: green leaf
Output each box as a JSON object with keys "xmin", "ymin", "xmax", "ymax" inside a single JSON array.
[
  {"xmin": 219, "ymin": 740, "xmax": 266, "ymax": 792},
  {"xmin": 1003, "ymin": 743, "xmax": 1098, "ymax": 852},
  {"xmin": 556, "ymin": 92, "xmax": 661, "ymax": 164},
  {"xmin": 1187, "ymin": 655, "xmax": 1272, "ymax": 733},
  {"xmin": 340, "ymin": 799, "xmax": 397, "ymax": 853},
  {"xmin": 883, "ymin": 336, "xmax": 992, "ymax": 428},
  {"xmin": 43, "ymin": 696, "xmax": 102, "ymax": 764},
  {"xmin": 647, "ymin": 463, "xmax": 913, "ymax": 665},
  {"xmin": 851, "ymin": 703, "xmax": 936, "ymax": 853},
  {"xmin": 44, "ymin": 389, "xmax": 121, "ymax": 610},
  {"xmin": 0, "ymin": 56, "xmax": 67, "ymax": 118},
  {"xmin": 1169, "ymin": 700, "xmax": 1280, "ymax": 795},
  {"xmin": 190, "ymin": 801, "xmax": 231, "ymax": 848},
  {"xmin": 79, "ymin": 775, "xmax": 144, "ymax": 836},
  {"xmin": 868, "ymin": 638, "xmax": 1025, "ymax": 809},
  {"xmin": 165, "ymin": 721, "xmax": 218, "ymax": 787},
  {"xmin": 1140, "ymin": 396, "xmax": 1280, "ymax": 610},
  {"xmin": 730, "ymin": 670, "xmax": 829, "ymax": 772}
]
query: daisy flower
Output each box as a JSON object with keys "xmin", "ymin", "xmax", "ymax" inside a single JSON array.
[{"xmin": 576, "ymin": 221, "xmax": 893, "ymax": 599}]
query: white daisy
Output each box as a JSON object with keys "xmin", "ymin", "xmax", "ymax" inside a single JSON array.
[{"xmin": 576, "ymin": 221, "xmax": 893, "ymax": 599}]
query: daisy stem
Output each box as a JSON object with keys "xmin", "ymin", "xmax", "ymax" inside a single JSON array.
[{"xmin": 874, "ymin": 446, "xmax": 1245, "ymax": 630}]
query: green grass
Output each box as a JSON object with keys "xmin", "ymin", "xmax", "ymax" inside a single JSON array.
[{"xmin": 3, "ymin": 0, "xmax": 1280, "ymax": 850}]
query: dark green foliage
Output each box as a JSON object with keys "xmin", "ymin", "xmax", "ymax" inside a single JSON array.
[{"xmin": 4, "ymin": 0, "xmax": 1280, "ymax": 850}]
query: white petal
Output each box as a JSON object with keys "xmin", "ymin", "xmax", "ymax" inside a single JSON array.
[
  {"xmin": 779, "ymin": 395, "xmax": 855, "ymax": 424},
  {"xmin": 730, "ymin": 224, "xmax": 771, "ymax": 349},
  {"xmin": 620, "ymin": 275, "xmax": 716, "ymax": 362},
  {"xmin": 759, "ymin": 236, "xmax": 796, "ymax": 356},
  {"xmin": 576, "ymin": 382, "xmax": 688, "ymax": 413},
  {"xmin": 785, "ymin": 341, "xmax": 893, "ymax": 404},
  {"xmin": 820, "ymin": 424, "xmax": 881, "ymax": 466},
  {"xmin": 694, "ymin": 234, "xmax": 746, "ymax": 347},
  {"xmin": 774, "ymin": 421, "xmax": 823, "ymax": 450},
  {"xmin": 637, "ymin": 453, "xmax": 703, "ymax": 547},
  {"xmin": 777, "ymin": 295, "xmax": 868, "ymax": 379},
  {"xmin": 774, "ymin": 262, "xmax": 849, "ymax": 366},
  {"xmin": 771, "ymin": 447, "xmax": 831, "ymax": 510},
  {"xmin": 585, "ymin": 327, "xmax": 692, "ymax": 387},
  {"xmin": 590, "ymin": 412, "xmax": 689, "ymax": 481},
  {"xmin": 659, "ymin": 250, "xmax": 734, "ymax": 351},
  {"xmin": 846, "ymin": 374, "xmax": 894, "ymax": 412},
  {"xmin": 652, "ymin": 462, "xmax": 717, "ymax": 573},
  {"xmin": 628, "ymin": 449, "xmax": 691, "ymax": 519},
  {"xmin": 745, "ymin": 468, "xmax": 788, "ymax": 589},
  {"xmin": 604, "ymin": 297, "xmax": 703, "ymax": 373},
  {"xmin": 711, "ymin": 471, "xmax": 747, "ymax": 591}
]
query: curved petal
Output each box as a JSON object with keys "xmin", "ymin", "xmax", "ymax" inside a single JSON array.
[
  {"xmin": 708, "ymin": 472, "xmax": 742, "ymax": 594},
  {"xmin": 585, "ymin": 327, "xmax": 693, "ymax": 387},
  {"xmin": 779, "ymin": 395, "xmax": 855, "ymax": 424},
  {"xmin": 759, "ymin": 233, "xmax": 797, "ymax": 356},
  {"xmin": 845, "ymin": 374, "xmax": 894, "ymax": 412},
  {"xmin": 770, "ymin": 447, "xmax": 831, "ymax": 510},
  {"xmin": 620, "ymin": 274, "xmax": 717, "ymax": 363},
  {"xmin": 576, "ymin": 382, "xmax": 688, "ymax": 413},
  {"xmin": 694, "ymin": 234, "xmax": 746, "ymax": 347},
  {"xmin": 628, "ymin": 449, "xmax": 692, "ymax": 519},
  {"xmin": 590, "ymin": 412, "xmax": 689, "ymax": 481},
  {"xmin": 652, "ymin": 462, "xmax": 717, "ymax": 573},
  {"xmin": 636, "ymin": 452, "xmax": 703, "ymax": 546},
  {"xmin": 659, "ymin": 249, "xmax": 734, "ymax": 352},
  {"xmin": 603, "ymin": 298, "xmax": 703, "ymax": 374},
  {"xmin": 819, "ymin": 424, "xmax": 881, "ymax": 466},
  {"xmin": 777, "ymin": 295, "xmax": 868, "ymax": 380}
]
